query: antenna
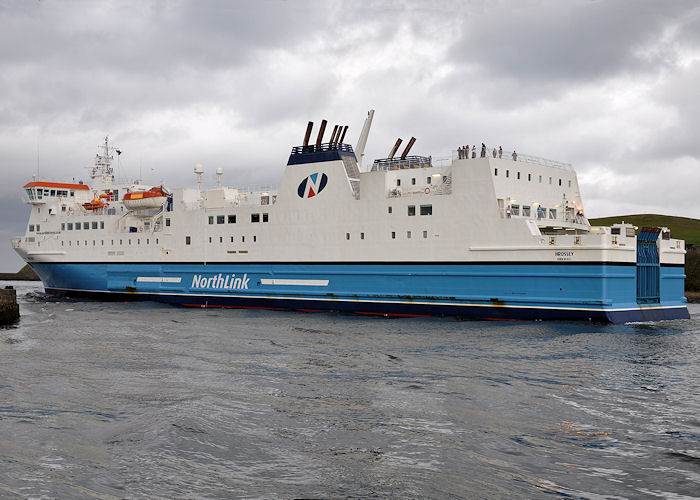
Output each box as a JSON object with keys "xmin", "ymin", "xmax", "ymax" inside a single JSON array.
[
  {"xmin": 356, "ymin": 109, "xmax": 374, "ymax": 171},
  {"xmin": 216, "ymin": 167, "xmax": 223, "ymax": 187},
  {"xmin": 194, "ymin": 164, "xmax": 204, "ymax": 191}
]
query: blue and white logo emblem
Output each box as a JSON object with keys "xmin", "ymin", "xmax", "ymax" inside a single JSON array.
[{"xmin": 297, "ymin": 172, "xmax": 328, "ymax": 198}]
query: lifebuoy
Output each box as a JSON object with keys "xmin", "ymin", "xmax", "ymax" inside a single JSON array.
[{"xmin": 424, "ymin": 187, "xmax": 430, "ymax": 194}]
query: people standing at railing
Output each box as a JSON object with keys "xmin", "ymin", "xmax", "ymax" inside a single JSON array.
[
  {"xmin": 471, "ymin": 145, "xmax": 476, "ymax": 158},
  {"xmin": 464, "ymin": 145, "xmax": 468, "ymax": 159},
  {"xmin": 498, "ymin": 146, "xmax": 502, "ymax": 158},
  {"xmin": 492, "ymin": 148, "xmax": 497, "ymax": 158},
  {"xmin": 512, "ymin": 150, "xmax": 518, "ymax": 161},
  {"xmin": 481, "ymin": 143, "xmax": 486, "ymax": 157},
  {"xmin": 457, "ymin": 146, "xmax": 463, "ymax": 159}
]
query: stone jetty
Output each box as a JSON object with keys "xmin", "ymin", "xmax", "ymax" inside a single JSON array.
[{"xmin": 0, "ymin": 287, "xmax": 20, "ymax": 324}]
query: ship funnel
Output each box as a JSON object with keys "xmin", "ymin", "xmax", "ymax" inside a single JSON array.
[
  {"xmin": 315, "ymin": 119, "xmax": 327, "ymax": 148},
  {"xmin": 388, "ymin": 138, "xmax": 403, "ymax": 159},
  {"xmin": 339, "ymin": 125, "xmax": 348, "ymax": 143},
  {"xmin": 303, "ymin": 121, "xmax": 313, "ymax": 147},
  {"xmin": 329, "ymin": 124, "xmax": 339, "ymax": 144},
  {"xmin": 400, "ymin": 137, "xmax": 416, "ymax": 159}
]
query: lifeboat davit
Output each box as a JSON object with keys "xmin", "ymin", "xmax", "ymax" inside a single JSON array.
[
  {"xmin": 123, "ymin": 186, "xmax": 168, "ymax": 210},
  {"xmin": 83, "ymin": 197, "xmax": 108, "ymax": 210}
]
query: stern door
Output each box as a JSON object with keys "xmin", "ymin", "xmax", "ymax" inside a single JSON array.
[{"xmin": 636, "ymin": 227, "xmax": 661, "ymax": 304}]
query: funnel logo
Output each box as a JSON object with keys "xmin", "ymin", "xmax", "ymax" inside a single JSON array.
[{"xmin": 297, "ymin": 172, "xmax": 328, "ymax": 199}]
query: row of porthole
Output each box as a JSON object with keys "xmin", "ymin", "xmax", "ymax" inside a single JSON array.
[
  {"xmin": 495, "ymin": 168, "xmax": 572, "ymax": 187},
  {"xmin": 345, "ymin": 231, "xmax": 430, "ymax": 240},
  {"xmin": 60, "ymin": 238, "xmax": 160, "ymax": 247}
]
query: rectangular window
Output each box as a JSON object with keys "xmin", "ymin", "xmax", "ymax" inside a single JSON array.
[
  {"xmin": 420, "ymin": 204, "xmax": 432, "ymax": 215},
  {"xmin": 61, "ymin": 223, "xmax": 65, "ymax": 231},
  {"xmin": 391, "ymin": 231, "xmax": 396, "ymax": 239},
  {"xmin": 568, "ymin": 180, "xmax": 571, "ymax": 187},
  {"xmin": 50, "ymin": 189, "xmax": 56, "ymax": 196},
  {"xmin": 228, "ymin": 215, "xmax": 236, "ymax": 223},
  {"xmin": 423, "ymin": 230, "xmax": 428, "ymax": 238},
  {"xmin": 408, "ymin": 205, "xmax": 416, "ymax": 216},
  {"xmin": 407, "ymin": 231, "xmax": 412, "ymax": 239},
  {"xmin": 185, "ymin": 236, "xmax": 191, "ymax": 245},
  {"xmin": 511, "ymin": 204, "xmax": 520, "ymax": 216},
  {"xmin": 137, "ymin": 239, "xmax": 140, "ymax": 245},
  {"xmin": 242, "ymin": 236, "xmax": 245, "ymax": 243},
  {"xmin": 506, "ymin": 170, "xmax": 509, "ymax": 178},
  {"xmin": 549, "ymin": 208, "xmax": 557, "ymax": 219},
  {"xmin": 360, "ymin": 232, "xmax": 364, "ymax": 240},
  {"xmin": 517, "ymin": 172, "xmax": 520, "ymax": 179},
  {"xmin": 231, "ymin": 236, "xmax": 234, "ymax": 243},
  {"xmin": 100, "ymin": 221, "xmax": 104, "ymax": 229},
  {"xmin": 29, "ymin": 224, "xmax": 34, "ymax": 232},
  {"xmin": 36, "ymin": 224, "xmax": 40, "ymax": 231},
  {"xmin": 83, "ymin": 222, "xmax": 89, "ymax": 230},
  {"xmin": 219, "ymin": 237, "xmax": 223, "ymax": 243},
  {"xmin": 523, "ymin": 205, "xmax": 531, "ymax": 216},
  {"xmin": 539, "ymin": 175, "xmax": 542, "ymax": 183},
  {"xmin": 253, "ymin": 235, "xmax": 257, "ymax": 242},
  {"xmin": 92, "ymin": 221, "xmax": 98, "ymax": 229},
  {"xmin": 251, "ymin": 213, "xmax": 260, "ymax": 223},
  {"xmin": 217, "ymin": 215, "xmax": 225, "ymax": 224},
  {"xmin": 388, "ymin": 206, "xmax": 392, "ymax": 214},
  {"xmin": 208, "ymin": 237, "xmax": 212, "ymax": 243},
  {"xmin": 558, "ymin": 178, "xmax": 562, "ymax": 186},
  {"xmin": 411, "ymin": 178, "xmax": 416, "ymax": 185},
  {"xmin": 75, "ymin": 223, "xmax": 81, "ymax": 230},
  {"xmin": 426, "ymin": 177, "xmax": 431, "ymax": 184},
  {"xmin": 68, "ymin": 223, "xmax": 73, "ymax": 230},
  {"xmin": 494, "ymin": 168, "xmax": 498, "ymax": 176},
  {"xmin": 549, "ymin": 177, "xmax": 552, "ymax": 184},
  {"xmin": 128, "ymin": 239, "xmax": 131, "ymax": 245},
  {"xmin": 346, "ymin": 233, "xmax": 350, "ymax": 240},
  {"xmin": 166, "ymin": 218, "xmax": 171, "ymax": 227},
  {"xmin": 208, "ymin": 216, "xmax": 214, "ymax": 224},
  {"xmin": 262, "ymin": 213, "xmax": 268, "ymax": 223},
  {"xmin": 396, "ymin": 179, "xmax": 401, "ymax": 187}
]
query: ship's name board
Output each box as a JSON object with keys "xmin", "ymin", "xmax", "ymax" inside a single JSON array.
[
  {"xmin": 191, "ymin": 273, "xmax": 250, "ymax": 290},
  {"xmin": 555, "ymin": 251, "xmax": 574, "ymax": 260}
]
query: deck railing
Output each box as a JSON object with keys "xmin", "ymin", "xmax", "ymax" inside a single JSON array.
[{"xmin": 455, "ymin": 147, "xmax": 572, "ymax": 171}]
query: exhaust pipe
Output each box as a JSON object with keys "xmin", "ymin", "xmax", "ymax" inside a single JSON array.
[
  {"xmin": 329, "ymin": 124, "xmax": 339, "ymax": 144},
  {"xmin": 303, "ymin": 121, "xmax": 313, "ymax": 147},
  {"xmin": 388, "ymin": 138, "xmax": 403, "ymax": 159},
  {"xmin": 315, "ymin": 119, "xmax": 327, "ymax": 148},
  {"xmin": 400, "ymin": 137, "xmax": 416, "ymax": 159},
  {"xmin": 338, "ymin": 125, "xmax": 348, "ymax": 143}
]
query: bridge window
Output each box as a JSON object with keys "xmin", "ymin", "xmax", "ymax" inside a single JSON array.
[
  {"xmin": 61, "ymin": 223, "xmax": 65, "ymax": 231},
  {"xmin": 522, "ymin": 206, "xmax": 531, "ymax": 216},
  {"xmin": 92, "ymin": 222, "xmax": 98, "ymax": 229},
  {"xmin": 28, "ymin": 225, "xmax": 34, "ymax": 232},
  {"xmin": 36, "ymin": 224, "xmax": 40, "ymax": 231},
  {"xmin": 512, "ymin": 204, "xmax": 520, "ymax": 215},
  {"xmin": 67, "ymin": 223, "xmax": 73, "ymax": 230},
  {"xmin": 263, "ymin": 213, "xmax": 269, "ymax": 222},
  {"xmin": 100, "ymin": 221, "xmax": 105, "ymax": 229},
  {"xmin": 408, "ymin": 205, "xmax": 416, "ymax": 216},
  {"xmin": 83, "ymin": 222, "xmax": 89, "ymax": 230},
  {"xmin": 50, "ymin": 190, "xmax": 56, "ymax": 196},
  {"xmin": 217, "ymin": 215, "xmax": 225, "ymax": 224},
  {"xmin": 420, "ymin": 204, "xmax": 432, "ymax": 215},
  {"xmin": 251, "ymin": 213, "xmax": 260, "ymax": 223},
  {"xmin": 228, "ymin": 215, "xmax": 236, "ymax": 223},
  {"xmin": 208, "ymin": 216, "xmax": 214, "ymax": 224}
]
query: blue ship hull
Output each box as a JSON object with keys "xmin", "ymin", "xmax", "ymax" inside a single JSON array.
[{"xmin": 30, "ymin": 261, "xmax": 690, "ymax": 323}]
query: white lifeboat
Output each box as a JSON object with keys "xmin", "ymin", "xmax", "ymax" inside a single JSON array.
[{"xmin": 123, "ymin": 186, "xmax": 168, "ymax": 210}]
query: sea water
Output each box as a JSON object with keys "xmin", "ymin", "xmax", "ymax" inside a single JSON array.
[{"xmin": 1, "ymin": 280, "xmax": 699, "ymax": 499}]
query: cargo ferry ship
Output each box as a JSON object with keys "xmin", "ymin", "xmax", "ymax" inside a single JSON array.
[{"xmin": 12, "ymin": 111, "xmax": 690, "ymax": 322}]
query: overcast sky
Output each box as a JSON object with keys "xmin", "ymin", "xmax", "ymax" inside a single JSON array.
[{"xmin": 1, "ymin": 0, "xmax": 699, "ymax": 271}]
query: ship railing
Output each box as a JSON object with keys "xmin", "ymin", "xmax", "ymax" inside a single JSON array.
[
  {"xmin": 11, "ymin": 238, "xmax": 21, "ymax": 249},
  {"xmin": 290, "ymin": 143, "xmax": 354, "ymax": 155},
  {"xmin": 371, "ymin": 156, "xmax": 432, "ymax": 171},
  {"xmin": 454, "ymin": 147, "xmax": 573, "ymax": 171}
]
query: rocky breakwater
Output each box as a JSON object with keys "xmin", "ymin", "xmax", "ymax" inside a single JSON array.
[{"xmin": 0, "ymin": 287, "xmax": 20, "ymax": 324}]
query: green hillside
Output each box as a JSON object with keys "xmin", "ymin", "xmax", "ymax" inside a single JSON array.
[{"xmin": 589, "ymin": 214, "xmax": 700, "ymax": 247}]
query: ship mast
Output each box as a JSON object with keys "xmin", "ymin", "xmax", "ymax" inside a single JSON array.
[{"xmin": 90, "ymin": 136, "xmax": 116, "ymax": 188}]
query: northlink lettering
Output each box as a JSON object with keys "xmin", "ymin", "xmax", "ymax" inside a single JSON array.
[{"xmin": 191, "ymin": 273, "xmax": 250, "ymax": 290}]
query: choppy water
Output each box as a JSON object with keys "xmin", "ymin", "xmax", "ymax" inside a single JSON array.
[{"xmin": 1, "ymin": 281, "xmax": 699, "ymax": 499}]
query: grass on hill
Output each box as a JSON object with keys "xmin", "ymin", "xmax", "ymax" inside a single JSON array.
[{"xmin": 589, "ymin": 214, "xmax": 700, "ymax": 247}]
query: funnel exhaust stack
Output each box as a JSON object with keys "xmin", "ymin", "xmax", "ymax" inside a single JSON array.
[
  {"xmin": 338, "ymin": 125, "xmax": 348, "ymax": 143},
  {"xmin": 303, "ymin": 121, "xmax": 313, "ymax": 147},
  {"xmin": 388, "ymin": 138, "xmax": 403, "ymax": 159},
  {"xmin": 329, "ymin": 124, "xmax": 339, "ymax": 144},
  {"xmin": 400, "ymin": 137, "xmax": 416, "ymax": 159},
  {"xmin": 315, "ymin": 120, "xmax": 327, "ymax": 148}
]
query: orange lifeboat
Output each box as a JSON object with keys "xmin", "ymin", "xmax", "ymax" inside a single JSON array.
[
  {"xmin": 123, "ymin": 186, "xmax": 168, "ymax": 210},
  {"xmin": 83, "ymin": 197, "xmax": 108, "ymax": 210}
]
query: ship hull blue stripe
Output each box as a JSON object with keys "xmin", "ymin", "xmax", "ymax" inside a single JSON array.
[{"xmin": 30, "ymin": 262, "xmax": 690, "ymax": 323}]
